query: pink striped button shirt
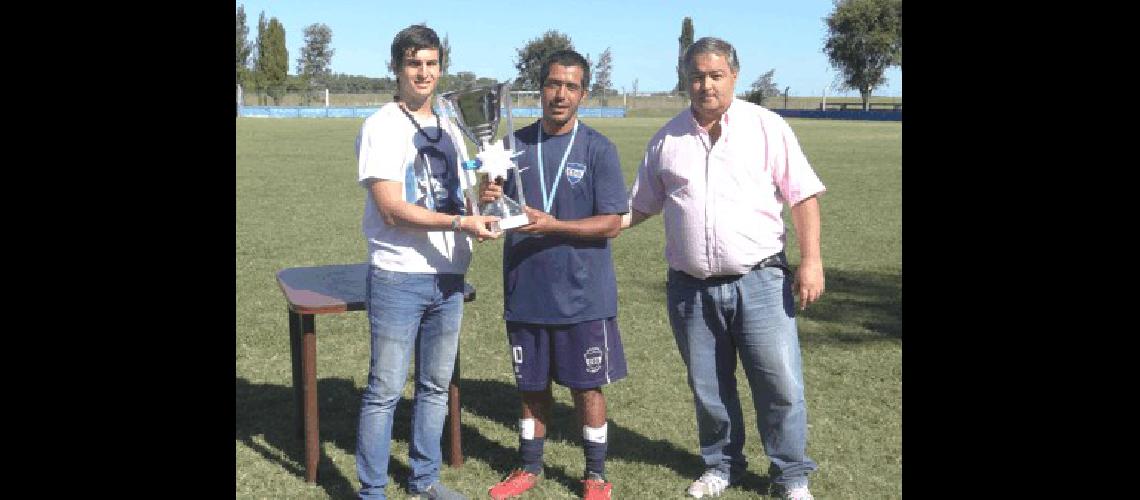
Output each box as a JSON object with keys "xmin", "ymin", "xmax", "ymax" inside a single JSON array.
[{"xmin": 629, "ymin": 99, "xmax": 825, "ymax": 279}]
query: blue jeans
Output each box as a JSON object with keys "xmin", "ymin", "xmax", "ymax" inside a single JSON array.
[
  {"xmin": 666, "ymin": 257, "xmax": 817, "ymax": 488},
  {"xmin": 356, "ymin": 267, "xmax": 464, "ymax": 499}
]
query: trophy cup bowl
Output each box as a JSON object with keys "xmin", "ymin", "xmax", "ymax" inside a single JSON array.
[{"xmin": 439, "ymin": 84, "xmax": 530, "ymax": 232}]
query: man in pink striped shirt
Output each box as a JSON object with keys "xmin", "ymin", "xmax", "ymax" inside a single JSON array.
[{"xmin": 623, "ymin": 37, "xmax": 824, "ymax": 500}]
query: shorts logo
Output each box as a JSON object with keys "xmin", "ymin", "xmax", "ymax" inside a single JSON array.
[
  {"xmin": 512, "ymin": 346, "xmax": 523, "ymax": 377},
  {"xmin": 565, "ymin": 163, "xmax": 586, "ymax": 185},
  {"xmin": 584, "ymin": 346, "xmax": 603, "ymax": 373}
]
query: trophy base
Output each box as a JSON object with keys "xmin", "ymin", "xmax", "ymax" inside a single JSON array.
[
  {"xmin": 494, "ymin": 213, "xmax": 531, "ymax": 231},
  {"xmin": 480, "ymin": 197, "xmax": 529, "ymax": 232}
]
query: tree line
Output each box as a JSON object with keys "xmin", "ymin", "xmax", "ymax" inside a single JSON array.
[
  {"xmin": 237, "ymin": 6, "xmax": 336, "ymax": 104},
  {"xmin": 236, "ymin": 6, "xmax": 509, "ymax": 105},
  {"xmin": 507, "ymin": 1, "xmax": 899, "ymax": 111},
  {"xmin": 237, "ymin": 0, "xmax": 900, "ymax": 110},
  {"xmin": 676, "ymin": 0, "xmax": 901, "ymax": 111}
]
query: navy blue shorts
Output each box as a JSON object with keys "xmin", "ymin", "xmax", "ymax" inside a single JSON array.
[{"xmin": 507, "ymin": 318, "xmax": 628, "ymax": 391}]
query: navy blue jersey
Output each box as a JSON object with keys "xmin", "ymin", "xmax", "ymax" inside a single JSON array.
[{"xmin": 501, "ymin": 120, "xmax": 628, "ymax": 324}]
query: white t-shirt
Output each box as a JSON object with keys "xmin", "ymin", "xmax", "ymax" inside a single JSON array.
[{"xmin": 356, "ymin": 101, "xmax": 473, "ymax": 274}]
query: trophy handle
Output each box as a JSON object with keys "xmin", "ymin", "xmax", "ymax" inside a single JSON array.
[
  {"xmin": 500, "ymin": 83, "xmax": 527, "ymax": 209},
  {"xmin": 438, "ymin": 95, "xmax": 482, "ymax": 217},
  {"xmin": 461, "ymin": 160, "xmax": 482, "ymax": 217}
]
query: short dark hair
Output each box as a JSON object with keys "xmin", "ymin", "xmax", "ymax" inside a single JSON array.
[
  {"xmin": 540, "ymin": 49, "xmax": 591, "ymax": 90},
  {"xmin": 683, "ymin": 37, "xmax": 740, "ymax": 77},
  {"xmin": 390, "ymin": 24, "xmax": 442, "ymax": 73}
]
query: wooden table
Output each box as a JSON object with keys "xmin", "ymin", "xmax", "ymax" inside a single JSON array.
[{"xmin": 275, "ymin": 263, "xmax": 472, "ymax": 483}]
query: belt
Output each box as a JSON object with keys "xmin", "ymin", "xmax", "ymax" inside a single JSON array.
[
  {"xmin": 672, "ymin": 252, "xmax": 788, "ymax": 282},
  {"xmin": 752, "ymin": 252, "xmax": 788, "ymax": 272}
]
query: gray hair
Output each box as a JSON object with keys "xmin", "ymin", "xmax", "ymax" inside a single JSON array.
[{"xmin": 683, "ymin": 37, "xmax": 740, "ymax": 76}]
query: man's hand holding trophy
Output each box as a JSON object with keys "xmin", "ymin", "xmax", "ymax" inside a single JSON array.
[{"xmin": 471, "ymin": 141, "xmax": 530, "ymax": 231}]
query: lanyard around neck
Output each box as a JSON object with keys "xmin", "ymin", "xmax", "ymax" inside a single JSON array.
[{"xmin": 536, "ymin": 119, "xmax": 579, "ymax": 213}]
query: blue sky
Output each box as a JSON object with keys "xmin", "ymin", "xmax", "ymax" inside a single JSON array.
[{"xmin": 236, "ymin": 0, "xmax": 901, "ymax": 97}]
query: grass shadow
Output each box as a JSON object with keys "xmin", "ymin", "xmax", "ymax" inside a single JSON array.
[
  {"xmin": 459, "ymin": 378, "xmax": 720, "ymax": 492},
  {"xmin": 237, "ymin": 373, "xmax": 800, "ymax": 499},
  {"xmin": 797, "ymin": 268, "xmax": 901, "ymax": 342},
  {"xmin": 236, "ymin": 376, "xmax": 413, "ymax": 499},
  {"xmin": 625, "ymin": 266, "xmax": 901, "ymax": 344}
]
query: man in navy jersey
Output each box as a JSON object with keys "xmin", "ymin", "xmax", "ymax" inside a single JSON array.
[{"xmin": 482, "ymin": 49, "xmax": 628, "ymax": 500}]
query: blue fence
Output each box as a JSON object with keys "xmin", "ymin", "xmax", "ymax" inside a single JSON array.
[
  {"xmin": 772, "ymin": 109, "xmax": 901, "ymax": 121},
  {"xmin": 239, "ymin": 106, "xmax": 627, "ymax": 119},
  {"xmin": 240, "ymin": 106, "xmax": 380, "ymax": 118}
]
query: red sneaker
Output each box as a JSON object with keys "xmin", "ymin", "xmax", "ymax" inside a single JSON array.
[
  {"xmin": 581, "ymin": 477, "xmax": 612, "ymax": 500},
  {"xmin": 488, "ymin": 469, "xmax": 540, "ymax": 500}
]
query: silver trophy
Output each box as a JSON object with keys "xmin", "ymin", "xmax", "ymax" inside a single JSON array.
[{"xmin": 439, "ymin": 83, "xmax": 530, "ymax": 231}]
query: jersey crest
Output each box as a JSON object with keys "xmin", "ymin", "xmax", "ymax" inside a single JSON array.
[{"xmin": 565, "ymin": 162, "xmax": 586, "ymax": 185}]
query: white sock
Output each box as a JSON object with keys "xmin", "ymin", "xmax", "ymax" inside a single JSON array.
[
  {"xmin": 583, "ymin": 423, "xmax": 607, "ymax": 444},
  {"xmin": 520, "ymin": 418, "xmax": 536, "ymax": 440}
]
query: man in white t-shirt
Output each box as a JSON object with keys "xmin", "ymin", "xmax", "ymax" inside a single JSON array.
[{"xmin": 354, "ymin": 24, "xmax": 499, "ymax": 500}]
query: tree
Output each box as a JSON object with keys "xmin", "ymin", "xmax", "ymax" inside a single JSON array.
[
  {"xmin": 297, "ymin": 23, "xmax": 334, "ymax": 83},
  {"xmin": 253, "ymin": 12, "xmax": 268, "ymax": 104},
  {"xmin": 514, "ymin": 30, "xmax": 574, "ymax": 91},
  {"xmin": 675, "ymin": 17, "xmax": 694, "ymax": 93},
  {"xmin": 236, "ymin": 5, "xmax": 252, "ymax": 86},
  {"xmin": 441, "ymin": 34, "xmax": 451, "ymax": 74},
  {"xmin": 256, "ymin": 14, "xmax": 288, "ymax": 105},
  {"xmin": 297, "ymin": 23, "xmax": 334, "ymax": 105},
  {"xmin": 436, "ymin": 70, "xmax": 474, "ymax": 94},
  {"xmin": 592, "ymin": 47, "xmax": 613, "ymax": 105},
  {"xmin": 743, "ymin": 69, "xmax": 780, "ymax": 106},
  {"xmin": 823, "ymin": 0, "xmax": 902, "ymax": 110},
  {"xmin": 325, "ymin": 73, "xmax": 395, "ymax": 94},
  {"xmin": 437, "ymin": 71, "xmax": 476, "ymax": 93},
  {"xmin": 455, "ymin": 71, "xmax": 477, "ymax": 90}
]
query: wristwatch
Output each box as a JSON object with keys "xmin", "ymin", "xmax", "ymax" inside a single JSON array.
[{"xmin": 451, "ymin": 215, "xmax": 463, "ymax": 232}]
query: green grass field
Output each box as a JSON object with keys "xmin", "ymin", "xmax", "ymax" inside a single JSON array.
[{"xmin": 236, "ymin": 114, "xmax": 901, "ymax": 499}]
